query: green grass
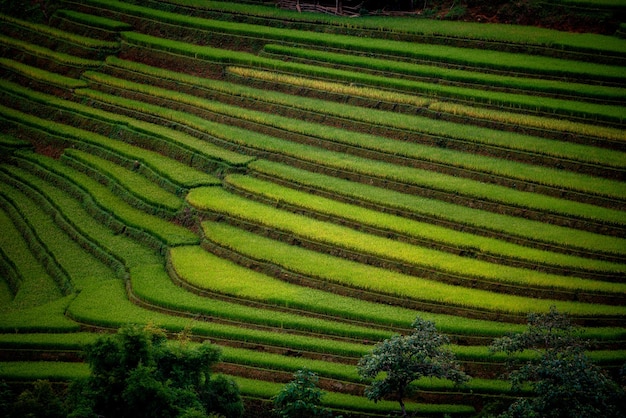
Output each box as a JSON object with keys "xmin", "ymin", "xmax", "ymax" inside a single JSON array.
[
  {"xmin": 0, "ymin": 104, "xmax": 220, "ymax": 191},
  {"xmin": 0, "ymin": 79, "xmax": 252, "ymax": 170},
  {"xmin": 1, "ymin": 159, "xmax": 162, "ymax": 272},
  {"xmin": 0, "ymin": 361, "xmax": 474, "ymax": 415},
  {"xmin": 205, "ymin": 125, "xmax": 626, "ymax": 227},
  {"xmin": 85, "ymin": 0, "xmax": 626, "ymax": 80},
  {"xmin": 226, "ymin": 66, "xmax": 626, "ymax": 143},
  {"xmin": 132, "ymin": 262, "xmax": 395, "ymax": 341},
  {"xmin": 249, "ymin": 160, "xmax": 626, "ymax": 257},
  {"xmin": 426, "ymin": 100, "xmax": 626, "ymax": 143},
  {"xmin": 0, "ymin": 294, "xmax": 80, "ymax": 333},
  {"xmin": 226, "ymin": 66, "xmax": 626, "ymax": 165},
  {"xmin": 0, "ymin": 58, "xmax": 88, "ymax": 89},
  {"xmin": 201, "ymin": 219, "xmax": 626, "ymax": 318},
  {"xmin": 221, "ymin": 345, "xmax": 513, "ymax": 394},
  {"xmin": 55, "ymin": 9, "xmax": 133, "ymax": 31},
  {"xmin": 120, "ymin": 32, "xmax": 626, "ymax": 122},
  {"xmin": 67, "ymin": 279, "xmax": 374, "ymax": 357},
  {"xmin": 169, "ymin": 245, "xmax": 425, "ymax": 328},
  {"xmin": 0, "ymin": 190, "xmax": 63, "ymax": 311},
  {"xmin": 232, "ymin": 375, "xmax": 475, "ymax": 415},
  {"xmin": 104, "ymin": 58, "xmax": 626, "ymax": 162},
  {"xmin": 18, "ymin": 152, "xmax": 199, "ymax": 248},
  {"xmin": 263, "ymin": 43, "xmax": 626, "ymax": 102},
  {"xmin": 0, "ymin": 134, "xmax": 31, "ymax": 149},
  {"xmin": 0, "ymin": 280, "xmax": 13, "ymax": 314},
  {"xmin": 0, "ymin": 13, "xmax": 119, "ymax": 50},
  {"xmin": 0, "ymin": 35, "xmax": 102, "ymax": 68},
  {"xmin": 0, "ymin": 167, "xmax": 117, "ymax": 289},
  {"xmin": 148, "ymin": 0, "xmax": 626, "ymax": 55},
  {"xmin": 72, "ymin": 86, "xmax": 626, "ymax": 227},
  {"xmin": 188, "ymin": 187, "xmax": 626, "ymax": 297},
  {"xmin": 0, "ymin": 361, "xmax": 90, "ymax": 381},
  {"xmin": 0, "ymin": 332, "xmax": 99, "ymax": 350},
  {"xmin": 83, "ymin": 70, "xmax": 626, "ymax": 200},
  {"xmin": 224, "ymin": 174, "xmax": 626, "ymax": 275},
  {"xmin": 62, "ymin": 149, "xmax": 184, "ymax": 215}
]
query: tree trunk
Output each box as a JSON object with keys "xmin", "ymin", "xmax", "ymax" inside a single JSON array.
[{"xmin": 398, "ymin": 395, "xmax": 407, "ymax": 418}]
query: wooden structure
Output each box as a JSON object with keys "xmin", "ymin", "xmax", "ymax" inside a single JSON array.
[{"xmin": 277, "ymin": 0, "xmax": 364, "ymax": 16}]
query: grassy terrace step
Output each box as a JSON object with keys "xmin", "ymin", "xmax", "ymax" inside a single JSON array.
[
  {"xmin": 140, "ymin": 0, "xmax": 626, "ymax": 60},
  {"xmin": 0, "ymin": 134, "xmax": 30, "ymax": 148},
  {"xmin": 0, "ymin": 79, "xmax": 253, "ymax": 172},
  {"xmin": 0, "ymin": 203, "xmax": 61, "ymax": 313},
  {"xmin": 262, "ymin": 44, "xmax": 626, "ymax": 103},
  {"xmin": 249, "ymin": 160, "xmax": 626, "ymax": 261},
  {"xmin": 66, "ymin": 241, "xmax": 626, "ymax": 353},
  {"xmin": 76, "ymin": 0, "xmax": 626, "ymax": 83},
  {"xmin": 0, "ymin": 179, "xmax": 73, "ymax": 296},
  {"xmin": 80, "ymin": 248, "xmax": 520, "ymax": 352},
  {"xmin": 0, "ymin": 343, "xmax": 505, "ymax": 397},
  {"xmin": 100, "ymin": 58, "xmax": 626, "ymax": 170},
  {"xmin": 171, "ymin": 244, "xmax": 534, "ymax": 335},
  {"xmin": 0, "ymin": 58, "xmax": 88, "ymax": 90},
  {"xmin": 54, "ymin": 9, "xmax": 133, "ymax": 32},
  {"xmin": 0, "ymin": 243, "xmax": 20, "ymax": 298},
  {"xmin": 0, "ymin": 163, "xmax": 161, "ymax": 278},
  {"xmin": 130, "ymin": 246, "xmax": 626, "ymax": 344},
  {"xmin": 0, "ymin": 169, "xmax": 118, "ymax": 287},
  {"xmin": 71, "ymin": 85, "xmax": 626, "ymax": 232},
  {"xmin": 0, "ymin": 362, "xmax": 475, "ymax": 417},
  {"xmin": 69, "ymin": 277, "xmax": 377, "ymax": 358},
  {"xmin": 13, "ymin": 151, "xmax": 199, "ymax": 249},
  {"xmin": 229, "ymin": 66, "xmax": 626, "ymax": 147},
  {"xmin": 0, "ymin": 134, "xmax": 31, "ymax": 159},
  {"xmin": 199, "ymin": 220, "xmax": 626, "ymax": 323},
  {"xmin": 1, "ymin": 335, "xmax": 623, "ymax": 390},
  {"xmin": 0, "ymin": 14, "xmax": 119, "ymax": 52},
  {"xmin": 120, "ymin": 32, "xmax": 626, "ymax": 124},
  {"xmin": 82, "ymin": 71, "xmax": 626, "ymax": 203},
  {"xmin": 75, "ymin": 248, "xmax": 626, "ymax": 346},
  {"xmin": 61, "ymin": 149, "xmax": 183, "ymax": 217},
  {"xmin": 224, "ymin": 174, "xmax": 625, "ymax": 279},
  {"xmin": 101, "ymin": 57, "xmax": 626, "ymax": 172},
  {"xmin": 188, "ymin": 187, "xmax": 626, "ymax": 301},
  {"xmin": 0, "ymin": 35, "xmax": 102, "ymax": 74},
  {"xmin": 139, "ymin": 257, "xmax": 401, "ymax": 342},
  {"xmin": 0, "ymin": 102, "xmax": 221, "ymax": 194}
]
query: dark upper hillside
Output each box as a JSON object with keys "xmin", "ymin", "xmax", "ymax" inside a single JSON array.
[
  {"xmin": 2, "ymin": 0, "xmax": 624, "ymax": 35},
  {"xmin": 280, "ymin": 0, "xmax": 625, "ymax": 35}
]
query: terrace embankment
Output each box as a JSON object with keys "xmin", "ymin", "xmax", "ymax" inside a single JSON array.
[{"xmin": 1, "ymin": 1, "xmax": 625, "ymax": 415}]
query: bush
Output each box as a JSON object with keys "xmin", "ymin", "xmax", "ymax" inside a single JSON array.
[{"xmin": 70, "ymin": 324, "xmax": 244, "ymax": 418}]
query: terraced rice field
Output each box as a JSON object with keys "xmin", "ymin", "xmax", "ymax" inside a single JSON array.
[{"xmin": 0, "ymin": 0, "xmax": 625, "ymax": 416}]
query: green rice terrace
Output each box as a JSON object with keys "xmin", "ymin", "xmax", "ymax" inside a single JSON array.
[{"xmin": 1, "ymin": 0, "xmax": 625, "ymax": 416}]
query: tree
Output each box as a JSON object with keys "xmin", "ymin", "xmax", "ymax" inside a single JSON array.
[
  {"xmin": 4, "ymin": 380, "xmax": 67, "ymax": 418},
  {"xmin": 357, "ymin": 317, "xmax": 469, "ymax": 417},
  {"xmin": 70, "ymin": 324, "xmax": 243, "ymax": 418},
  {"xmin": 272, "ymin": 369, "xmax": 336, "ymax": 418},
  {"xmin": 490, "ymin": 306, "xmax": 626, "ymax": 418}
]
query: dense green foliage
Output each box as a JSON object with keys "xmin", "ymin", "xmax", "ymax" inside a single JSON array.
[
  {"xmin": 72, "ymin": 325, "xmax": 244, "ymax": 418},
  {"xmin": 490, "ymin": 308, "xmax": 626, "ymax": 417},
  {"xmin": 358, "ymin": 317, "xmax": 470, "ymax": 417}
]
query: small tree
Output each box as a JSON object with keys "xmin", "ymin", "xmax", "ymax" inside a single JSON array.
[
  {"xmin": 490, "ymin": 306, "xmax": 626, "ymax": 418},
  {"xmin": 357, "ymin": 317, "xmax": 469, "ymax": 417},
  {"xmin": 272, "ymin": 369, "xmax": 336, "ymax": 418}
]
